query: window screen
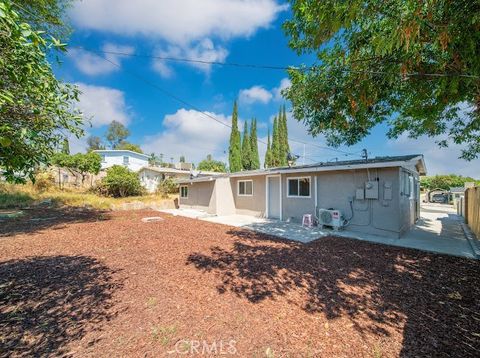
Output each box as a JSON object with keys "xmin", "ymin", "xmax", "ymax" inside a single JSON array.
[{"xmin": 288, "ymin": 177, "xmax": 310, "ymax": 197}]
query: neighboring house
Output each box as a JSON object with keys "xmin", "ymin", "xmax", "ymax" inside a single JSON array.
[
  {"xmin": 94, "ymin": 150, "xmax": 149, "ymax": 172},
  {"xmin": 178, "ymin": 154, "xmax": 426, "ymax": 238},
  {"xmin": 450, "ymin": 187, "xmax": 465, "ymax": 205},
  {"xmin": 139, "ymin": 166, "xmax": 222, "ymax": 193},
  {"xmin": 451, "ymin": 182, "xmax": 475, "ymax": 215}
]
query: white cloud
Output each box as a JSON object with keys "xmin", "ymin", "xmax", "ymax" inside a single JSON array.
[
  {"xmin": 239, "ymin": 78, "xmax": 291, "ymax": 105},
  {"xmin": 388, "ymin": 135, "xmax": 480, "ymax": 177},
  {"xmin": 65, "ymin": 83, "xmax": 132, "ymax": 153},
  {"xmin": 71, "ymin": 0, "xmax": 287, "ymax": 44},
  {"xmin": 75, "ymin": 83, "xmax": 131, "ymax": 127},
  {"xmin": 71, "ymin": 1, "xmax": 286, "ymax": 77},
  {"xmin": 142, "ymin": 109, "xmax": 232, "ymax": 163},
  {"xmin": 68, "ymin": 43, "xmax": 135, "ymax": 76},
  {"xmin": 153, "ymin": 39, "xmax": 228, "ymax": 77},
  {"xmin": 272, "ymin": 77, "xmax": 291, "ymax": 101},
  {"xmin": 239, "ymin": 86, "xmax": 273, "ymax": 104}
]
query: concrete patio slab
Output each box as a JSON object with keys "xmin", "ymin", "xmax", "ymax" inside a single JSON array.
[
  {"xmin": 158, "ymin": 208, "xmax": 213, "ymax": 219},
  {"xmin": 159, "ymin": 204, "xmax": 477, "ymax": 259}
]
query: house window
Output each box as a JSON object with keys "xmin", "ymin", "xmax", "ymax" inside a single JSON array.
[
  {"xmin": 180, "ymin": 186, "xmax": 188, "ymax": 198},
  {"xmin": 287, "ymin": 177, "xmax": 310, "ymax": 197},
  {"xmin": 123, "ymin": 156, "xmax": 129, "ymax": 165},
  {"xmin": 238, "ymin": 180, "xmax": 253, "ymax": 196}
]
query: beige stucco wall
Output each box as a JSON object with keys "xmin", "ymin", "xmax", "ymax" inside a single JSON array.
[
  {"xmin": 178, "ymin": 180, "xmax": 216, "ymax": 214},
  {"xmin": 231, "ymin": 176, "xmax": 266, "ymax": 217},
  {"xmin": 282, "ymin": 167, "xmax": 406, "ymax": 237},
  {"xmin": 281, "ymin": 172, "xmax": 316, "ymax": 222},
  {"xmin": 214, "ymin": 178, "xmax": 236, "ymax": 216},
  {"xmin": 180, "ymin": 166, "xmax": 419, "ymax": 238}
]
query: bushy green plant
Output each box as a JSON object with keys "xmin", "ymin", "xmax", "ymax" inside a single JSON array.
[
  {"xmin": 33, "ymin": 171, "xmax": 55, "ymax": 192},
  {"xmin": 100, "ymin": 165, "xmax": 143, "ymax": 197},
  {"xmin": 156, "ymin": 177, "xmax": 178, "ymax": 198}
]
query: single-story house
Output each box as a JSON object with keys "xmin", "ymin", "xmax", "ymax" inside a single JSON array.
[
  {"xmin": 178, "ymin": 154, "xmax": 426, "ymax": 238},
  {"xmin": 138, "ymin": 166, "xmax": 222, "ymax": 193},
  {"xmin": 94, "ymin": 150, "xmax": 150, "ymax": 172}
]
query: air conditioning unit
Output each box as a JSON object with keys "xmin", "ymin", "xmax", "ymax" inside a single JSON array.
[{"xmin": 317, "ymin": 209, "xmax": 344, "ymax": 230}]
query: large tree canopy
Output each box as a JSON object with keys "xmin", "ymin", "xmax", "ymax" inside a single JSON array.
[
  {"xmin": 420, "ymin": 174, "xmax": 479, "ymax": 191},
  {"xmin": 0, "ymin": 1, "xmax": 82, "ymax": 182},
  {"xmin": 52, "ymin": 152, "xmax": 101, "ymax": 183},
  {"xmin": 284, "ymin": 0, "xmax": 480, "ymax": 160},
  {"xmin": 197, "ymin": 155, "xmax": 227, "ymax": 173}
]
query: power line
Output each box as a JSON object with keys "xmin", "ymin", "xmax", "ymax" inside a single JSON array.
[
  {"xmin": 78, "ymin": 48, "xmax": 326, "ymax": 163},
  {"xmin": 288, "ymin": 138, "xmax": 360, "ymax": 156},
  {"xmin": 71, "ymin": 46, "xmax": 480, "ymax": 79},
  {"xmin": 73, "ymin": 46, "xmax": 295, "ymax": 71},
  {"xmin": 10, "ymin": 2, "xmax": 479, "ymax": 79}
]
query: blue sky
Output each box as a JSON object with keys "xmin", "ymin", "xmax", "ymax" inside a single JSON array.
[{"xmin": 55, "ymin": 0, "xmax": 480, "ymax": 177}]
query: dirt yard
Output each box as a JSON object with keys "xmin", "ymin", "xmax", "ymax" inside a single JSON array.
[{"xmin": 0, "ymin": 208, "xmax": 479, "ymax": 357}]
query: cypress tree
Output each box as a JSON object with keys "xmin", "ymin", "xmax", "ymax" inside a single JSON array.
[
  {"xmin": 228, "ymin": 101, "xmax": 242, "ymax": 172},
  {"xmin": 271, "ymin": 116, "xmax": 281, "ymax": 167},
  {"xmin": 250, "ymin": 118, "xmax": 260, "ymax": 170},
  {"xmin": 281, "ymin": 105, "xmax": 290, "ymax": 165},
  {"xmin": 241, "ymin": 121, "xmax": 252, "ymax": 170},
  {"xmin": 264, "ymin": 128, "xmax": 272, "ymax": 168},
  {"xmin": 277, "ymin": 108, "xmax": 286, "ymax": 166}
]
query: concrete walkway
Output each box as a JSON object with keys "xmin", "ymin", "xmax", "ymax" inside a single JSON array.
[{"xmin": 159, "ymin": 204, "xmax": 477, "ymax": 259}]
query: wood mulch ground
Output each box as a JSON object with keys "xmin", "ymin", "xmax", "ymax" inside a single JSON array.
[{"xmin": 0, "ymin": 208, "xmax": 479, "ymax": 357}]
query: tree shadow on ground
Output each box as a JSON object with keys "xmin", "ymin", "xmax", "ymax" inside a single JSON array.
[
  {"xmin": 187, "ymin": 229, "xmax": 480, "ymax": 356},
  {"xmin": 0, "ymin": 208, "xmax": 111, "ymax": 238},
  {"xmin": 0, "ymin": 255, "xmax": 123, "ymax": 357}
]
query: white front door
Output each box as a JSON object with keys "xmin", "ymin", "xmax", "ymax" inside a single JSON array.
[{"xmin": 267, "ymin": 176, "xmax": 281, "ymax": 219}]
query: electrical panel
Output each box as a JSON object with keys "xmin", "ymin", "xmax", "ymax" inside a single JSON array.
[
  {"xmin": 355, "ymin": 188, "xmax": 365, "ymax": 200},
  {"xmin": 383, "ymin": 181, "xmax": 393, "ymax": 200},
  {"xmin": 365, "ymin": 181, "xmax": 379, "ymax": 199}
]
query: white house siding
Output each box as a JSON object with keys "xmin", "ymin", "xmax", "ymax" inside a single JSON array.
[
  {"xmin": 140, "ymin": 169, "xmax": 164, "ymax": 193},
  {"xmin": 95, "ymin": 150, "xmax": 149, "ymax": 172},
  {"xmin": 139, "ymin": 168, "xmax": 191, "ymax": 193}
]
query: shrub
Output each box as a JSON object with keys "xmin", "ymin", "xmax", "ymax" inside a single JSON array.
[
  {"xmin": 156, "ymin": 177, "xmax": 178, "ymax": 198},
  {"xmin": 100, "ymin": 165, "xmax": 143, "ymax": 197},
  {"xmin": 33, "ymin": 171, "xmax": 55, "ymax": 192}
]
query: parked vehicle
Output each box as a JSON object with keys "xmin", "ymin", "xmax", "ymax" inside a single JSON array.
[{"xmin": 431, "ymin": 193, "xmax": 448, "ymax": 204}]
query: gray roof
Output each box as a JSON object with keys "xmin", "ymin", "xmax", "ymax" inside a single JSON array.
[
  {"xmin": 259, "ymin": 154, "xmax": 423, "ymax": 172},
  {"xmin": 93, "ymin": 149, "xmax": 150, "ymax": 159},
  {"xmin": 178, "ymin": 154, "xmax": 425, "ymax": 184}
]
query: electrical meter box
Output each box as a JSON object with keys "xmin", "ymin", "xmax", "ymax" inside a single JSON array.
[
  {"xmin": 355, "ymin": 188, "xmax": 365, "ymax": 200},
  {"xmin": 365, "ymin": 181, "xmax": 379, "ymax": 199},
  {"xmin": 383, "ymin": 181, "xmax": 393, "ymax": 200}
]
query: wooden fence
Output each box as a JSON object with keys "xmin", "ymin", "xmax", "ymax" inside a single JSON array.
[{"xmin": 465, "ymin": 187, "xmax": 480, "ymax": 239}]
